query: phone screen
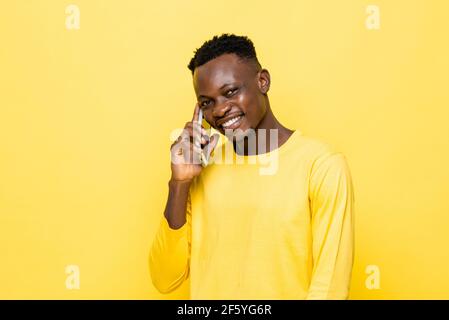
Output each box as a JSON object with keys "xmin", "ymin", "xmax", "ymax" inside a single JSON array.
[{"xmin": 198, "ymin": 108, "xmax": 211, "ymax": 130}]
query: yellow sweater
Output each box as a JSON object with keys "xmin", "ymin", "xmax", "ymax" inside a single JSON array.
[{"xmin": 149, "ymin": 130, "xmax": 355, "ymax": 299}]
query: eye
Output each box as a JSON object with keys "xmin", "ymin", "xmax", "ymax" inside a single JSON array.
[
  {"xmin": 200, "ymin": 100, "xmax": 211, "ymax": 108},
  {"xmin": 225, "ymin": 88, "xmax": 238, "ymax": 97}
]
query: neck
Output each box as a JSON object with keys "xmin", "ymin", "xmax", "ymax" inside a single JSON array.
[{"xmin": 233, "ymin": 102, "xmax": 294, "ymax": 156}]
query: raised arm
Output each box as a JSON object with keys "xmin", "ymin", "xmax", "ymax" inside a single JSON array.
[{"xmin": 149, "ymin": 103, "xmax": 219, "ymax": 293}]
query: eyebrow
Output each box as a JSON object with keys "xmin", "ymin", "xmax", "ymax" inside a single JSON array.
[{"xmin": 198, "ymin": 82, "xmax": 237, "ymax": 99}]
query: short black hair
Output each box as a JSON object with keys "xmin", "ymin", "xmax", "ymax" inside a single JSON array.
[{"xmin": 187, "ymin": 33, "xmax": 261, "ymax": 74}]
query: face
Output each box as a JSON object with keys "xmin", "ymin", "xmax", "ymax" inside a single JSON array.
[{"xmin": 193, "ymin": 53, "xmax": 270, "ymax": 140}]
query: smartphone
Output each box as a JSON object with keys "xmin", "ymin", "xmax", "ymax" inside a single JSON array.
[
  {"xmin": 198, "ymin": 108, "xmax": 211, "ymax": 130},
  {"xmin": 197, "ymin": 108, "xmax": 209, "ymax": 167}
]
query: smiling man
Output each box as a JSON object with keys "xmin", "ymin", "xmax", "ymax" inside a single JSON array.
[{"xmin": 149, "ymin": 34, "xmax": 355, "ymax": 299}]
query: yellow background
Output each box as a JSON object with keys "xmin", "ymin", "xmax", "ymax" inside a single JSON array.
[{"xmin": 1, "ymin": 0, "xmax": 448, "ymax": 299}]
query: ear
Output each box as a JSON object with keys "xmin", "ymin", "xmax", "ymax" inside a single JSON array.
[{"xmin": 257, "ymin": 69, "xmax": 271, "ymax": 95}]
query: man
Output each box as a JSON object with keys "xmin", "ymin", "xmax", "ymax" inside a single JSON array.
[{"xmin": 149, "ymin": 34, "xmax": 355, "ymax": 299}]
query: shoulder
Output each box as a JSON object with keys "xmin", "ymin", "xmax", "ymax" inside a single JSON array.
[
  {"xmin": 294, "ymin": 133, "xmax": 343, "ymax": 163},
  {"xmin": 293, "ymin": 133, "xmax": 350, "ymax": 178},
  {"xmin": 297, "ymin": 134, "xmax": 338, "ymax": 154}
]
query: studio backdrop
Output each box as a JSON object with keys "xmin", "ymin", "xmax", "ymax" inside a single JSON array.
[{"xmin": 1, "ymin": 0, "xmax": 448, "ymax": 299}]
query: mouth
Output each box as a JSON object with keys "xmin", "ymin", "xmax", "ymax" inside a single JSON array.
[{"xmin": 220, "ymin": 115, "xmax": 244, "ymax": 130}]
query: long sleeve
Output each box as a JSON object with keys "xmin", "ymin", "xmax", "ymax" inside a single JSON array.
[
  {"xmin": 306, "ymin": 152, "xmax": 355, "ymax": 299},
  {"xmin": 149, "ymin": 192, "xmax": 192, "ymax": 294}
]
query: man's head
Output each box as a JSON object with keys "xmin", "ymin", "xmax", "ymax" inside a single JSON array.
[{"xmin": 188, "ymin": 34, "xmax": 271, "ymax": 139}]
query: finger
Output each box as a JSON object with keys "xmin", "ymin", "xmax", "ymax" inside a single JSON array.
[
  {"xmin": 185, "ymin": 119, "xmax": 207, "ymax": 147},
  {"xmin": 185, "ymin": 122, "xmax": 207, "ymax": 137},
  {"xmin": 170, "ymin": 143, "xmax": 186, "ymax": 165},
  {"xmin": 171, "ymin": 133, "xmax": 186, "ymax": 150},
  {"xmin": 188, "ymin": 142, "xmax": 202, "ymax": 165},
  {"xmin": 192, "ymin": 143, "xmax": 203, "ymax": 156},
  {"xmin": 180, "ymin": 127, "xmax": 192, "ymax": 141},
  {"xmin": 180, "ymin": 141, "xmax": 195, "ymax": 165},
  {"xmin": 174, "ymin": 133, "xmax": 187, "ymax": 145},
  {"xmin": 180, "ymin": 127, "xmax": 203, "ymax": 145},
  {"xmin": 193, "ymin": 135, "xmax": 206, "ymax": 148},
  {"xmin": 192, "ymin": 103, "xmax": 200, "ymax": 122},
  {"xmin": 192, "ymin": 123, "xmax": 202, "ymax": 148}
]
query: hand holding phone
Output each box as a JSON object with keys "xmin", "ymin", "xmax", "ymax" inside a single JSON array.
[{"xmin": 170, "ymin": 104, "xmax": 220, "ymax": 182}]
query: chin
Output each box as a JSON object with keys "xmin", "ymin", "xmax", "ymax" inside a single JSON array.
[{"xmin": 223, "ymin": 125, "xmax": 255, "ymax": 143}]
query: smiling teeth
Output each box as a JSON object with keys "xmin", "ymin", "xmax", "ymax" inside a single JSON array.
[{"xmin": 222, "ymin": 116, "xmax": 242, "ymax": 128}]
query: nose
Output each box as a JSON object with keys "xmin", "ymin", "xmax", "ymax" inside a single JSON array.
[{"xmin": 212, "ymin": 99, "xmax": 232, "ymax": 118}]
